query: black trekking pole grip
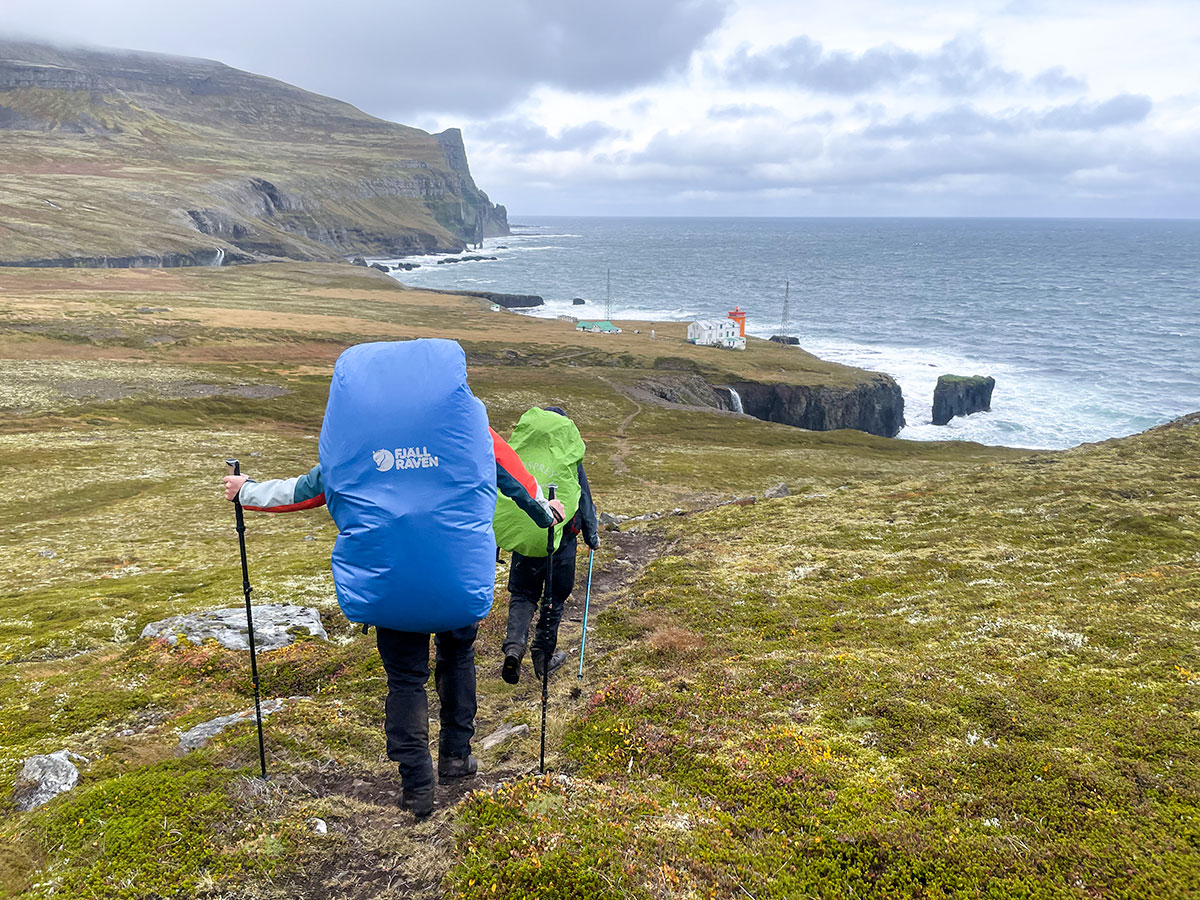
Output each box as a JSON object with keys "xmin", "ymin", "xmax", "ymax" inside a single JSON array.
[
  {"xmin": 226, "ymin": 457, "xmax": 268, "ymax": 778},
  {"xmin": 539, "ymin": 484, "xmax": 557, "ymax": 775}
]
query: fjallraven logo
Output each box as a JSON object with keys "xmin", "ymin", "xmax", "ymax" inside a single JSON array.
[
  {"xmin": 373, "ymin": 449, "xmax": 395, "ymax": 472},
  {"xmin": 372, "ymin": 447, "xmax": 439, "ymax": 472}
]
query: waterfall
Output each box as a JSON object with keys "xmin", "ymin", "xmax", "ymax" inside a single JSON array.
[
  {"xmin": 212, "ymin": 248, "xmax": 225, "ymax": 267},
  {"xmin": 727, "ymin": 387, "xmax": 744, "ymax": 414}
]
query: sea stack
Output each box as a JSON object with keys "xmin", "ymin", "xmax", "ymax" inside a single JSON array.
[{"xmin": 932, "ymin": 375, "xmax": 995, "ymax": 426}]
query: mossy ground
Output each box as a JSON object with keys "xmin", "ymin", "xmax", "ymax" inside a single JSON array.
[{"xmin": 0, "ymin": 263, "xmax": 1195, "ymax": 899}]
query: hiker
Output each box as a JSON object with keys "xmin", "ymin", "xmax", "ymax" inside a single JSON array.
[
  {"xmin": 495, "ymin": 406, "xmax": 599, "ymax": 685},
  {"xmin": 221, "ymin": 340, "xmax": 564, "ymax": 820}
]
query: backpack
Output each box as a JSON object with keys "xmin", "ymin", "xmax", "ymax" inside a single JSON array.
[
  {"xmin": 494, "ymin": 408, "xmax": 586, "ymax": 557},
  {"xmin": 318, "ymin": 339, "xmax": 497, "ymax": 633}
]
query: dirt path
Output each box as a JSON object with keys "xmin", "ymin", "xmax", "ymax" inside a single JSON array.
[
  {"xmin": 262, "ymin": 528, "xmax": 669, "ymax": 899},
  {"xmin": 595, "ymin": 375, "xmax": 643, "ymax": 476}
]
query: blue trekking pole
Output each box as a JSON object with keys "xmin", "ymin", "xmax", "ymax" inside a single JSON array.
[
  {"xmin": 540, "ymin": 485, "xmax": 557, "ymax": 775},
  {"xmin": 578, "ymin": 549, "xmax": 594, "ymax": 681}
]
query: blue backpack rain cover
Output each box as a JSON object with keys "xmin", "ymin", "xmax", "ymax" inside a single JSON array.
[{"xmin": 318, "ymin": 339, "xmax": 497, "ymax": 633}]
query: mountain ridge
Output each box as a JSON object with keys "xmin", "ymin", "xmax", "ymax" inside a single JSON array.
[{"xmin": 0, "ymin": 39, "xmax": 508, "ymax": 266}]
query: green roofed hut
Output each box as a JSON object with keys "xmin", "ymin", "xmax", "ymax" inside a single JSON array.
[{"xmin": 576, "ymin": 320, "xmax": 622, "ymax": 333}]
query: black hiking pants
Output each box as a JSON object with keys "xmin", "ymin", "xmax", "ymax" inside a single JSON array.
[
  {"xmin": 504, "ymin": 534, "xmax": 578, "ymax": 661},
  {"xmin": 375, "ymin": 624, "xmax": 477, "ymax": 792}
]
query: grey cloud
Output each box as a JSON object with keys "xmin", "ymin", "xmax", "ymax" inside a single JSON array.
[
  {"xmin": 726, "ymin": 35, "xmax": 921, "ymax": 94},
  {"xmin": 724, "ymin": 34, "xmax": 1075, "ymax": 97},
  {"xmin": 1, "ymin": 0, "xmax": 731, "ymax": 117},
  {"xmin": 634, "ymin": 126, "xmax": 822, "ymax": 169},
  {"xmin": 472, "ymin": 118, "xmax": 625, "ymax": 152},
  {"xmin": 863, "ymin": 94, "xmax": 1153, "ymax": 139},
  {"xmin": 707, "ymin": 103, "xmax": 779, "ymax": 120},
  {"xmin": 1033, "ymin": 66, "xmax": 1089, "ymax": 93},
  {"xmin": 472, "ymin": 109, "xmax": 1199, "ymax": 216},
  {"xmin": 1039, "ymin": 94, "xmax": 1151, "ymax": 129}
]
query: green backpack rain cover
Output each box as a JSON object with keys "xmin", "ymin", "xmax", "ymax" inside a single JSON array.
[{"xmin": 494, "ymin": 408, "xmax": 586, "ymax": 557}]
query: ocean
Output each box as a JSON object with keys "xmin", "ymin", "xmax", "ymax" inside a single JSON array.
[{"xmin": 374, "ymin": 217, "xmax": 1200, "ymax": 450}]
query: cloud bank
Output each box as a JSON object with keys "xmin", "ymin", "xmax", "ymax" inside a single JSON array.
[{"xmin": 2, "ymin": 0, "xmax": 1196, "ymax": 216}]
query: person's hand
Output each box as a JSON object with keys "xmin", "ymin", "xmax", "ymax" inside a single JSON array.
[
  {"xmin": 587, "ymin": 537, "xmax": 600, "ymax": 551},
  {"xmin": 549, "ymin": 499, "xmax": 566, "ymax": 524},
  {"xmin": 223, "ymin": 474, "xmax": 248, "ymax": 501}
]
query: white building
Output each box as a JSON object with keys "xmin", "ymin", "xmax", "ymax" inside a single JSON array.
[{"xmin": 688, "ymin": 319, "xmax": 746, "ymax": 350}]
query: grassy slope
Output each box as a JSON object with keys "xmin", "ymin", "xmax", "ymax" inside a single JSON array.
[
  {"xmin": 456, "ymin": 420, "xmax": 1200, "ymax": 899},
  {"xmin": 0, "ymin": 46, "xmax": 482, "ymax": 261},
  {"xmin": 0, "ymin": 263, "xmax": 1195, "ymax": 899}
]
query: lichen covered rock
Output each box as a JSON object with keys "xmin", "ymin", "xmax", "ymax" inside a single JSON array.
[
  {"xmin": 13, "ymin": 750, "xmax": 83, "ymax": 811},
  {"xmin": 141, "ymin": 605, "xmax": 328, "ymax": 652}
]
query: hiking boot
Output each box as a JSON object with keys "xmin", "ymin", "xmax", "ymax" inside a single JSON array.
[
  {"xmin": 502, "ymin": 654, "xmax": 521, "ymax": 685},
  {"xmin": 402, "ymin": 784, "xmax": 434, "ymax": 820},
  {"xmin": 532, "ymin": 649, "xmax": 568, "ymax": 680},
  {"xmin": 438, "ymin": 754, "xmax": 478, "ymax": 784}
]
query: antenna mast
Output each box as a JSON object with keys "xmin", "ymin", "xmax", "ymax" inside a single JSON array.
[{"xmin": 605, "ymin": 268, "xmax": 613, "ymax": 321}]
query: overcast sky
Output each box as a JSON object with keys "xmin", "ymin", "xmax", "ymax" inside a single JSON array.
[{"xmin": 4, "ymin": 0, "xmax": 1198, "ymax": 217}]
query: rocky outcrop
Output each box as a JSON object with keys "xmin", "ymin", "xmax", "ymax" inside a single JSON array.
[
  {"xmin": 13, "ymin": 751, "xmax": 84, "ymax": 811},
  {"xmin": 177, "ymin": 699, "xmax": 287, "ymax": 752},
  {"xmin": 932, "ymin": 375, "xmax": 995, "ymax": 426},
  {"xmin": 441, "ymin": 289, "xmax": 544, "ymax": 308},
  {"xmin": 141, "ymin": 605, "xmax": 328, "ymax": 652},
  {"xmin": 726, "ymin": 377, "xmax": 904, "ymax": 437},
  {"xmin": 479, "ymin": 723, "xmax": 530, "ymax": 751},
  {"xmin": 0, "ymin": 250, "xmax": 240, "ymax": 268},
  {"xmin": 635, "ymin": 371, "xmax": 905, "ymax": 438},
  {"xmin": 638, "ymin": 374, "xmax": 728, "ymax": 408}
]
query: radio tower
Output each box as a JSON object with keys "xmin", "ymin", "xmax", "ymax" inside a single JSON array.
[
  {"xmin": 605, "ymin": 268, "xmax": 613, "ymax": 321},
  {"xmin": 779, "ymin": 279, "xmax": 792, "ymax": 337}
]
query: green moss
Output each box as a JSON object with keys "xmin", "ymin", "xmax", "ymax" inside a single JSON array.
[{"xmin": 15, "ymin": 758, "xmax": 267, "ymax": 900}]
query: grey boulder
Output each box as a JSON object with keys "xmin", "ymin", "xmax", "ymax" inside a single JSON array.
[
  {"xmin": 141, "ymin": 605, "xmax": 328, "ymax": 652},
  {"xmin": 479, "ymin": 723, "xmax": 530, "ymax": 751},
  {"xmin": 13, "ymin": 750, "xmax": 84, "ymax": 811},
  {"xmin": 177, "ymin": 699, "xmax": 287, "ymax": 752},
  {"xmin": 763, "ymin": 482, "xmax": 790, "ymax": 499}
]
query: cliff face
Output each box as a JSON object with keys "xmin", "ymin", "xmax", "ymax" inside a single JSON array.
[
  {"xmin": 0, "ymin": 40, "xmax": 508, "ymax": 266},
  {"xmin": 637, "ymin": 371, "xmax": 905, "ymax": 438},
  {"xmin": 730, "ymin": 376, "xmax": 906, "ymax": 438}
]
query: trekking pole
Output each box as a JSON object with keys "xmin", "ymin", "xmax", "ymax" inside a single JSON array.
[
  {"xmin": 539, "ymin": 484, "xmax": 557, "ymax": 775},
  {"xmin": 578, "ymin": 549, "xmax": 595, "ymax": 681},
  {"xmin": 226, "ymin": 459, "xmax": 268, "ymax": 779}
]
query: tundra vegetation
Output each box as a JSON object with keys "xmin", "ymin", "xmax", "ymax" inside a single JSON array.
[{"xmin": 0, "ymin": 263, "xmax": 1196, "ymax": 899}]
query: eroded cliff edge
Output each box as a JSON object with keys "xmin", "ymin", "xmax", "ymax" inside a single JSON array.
[
  {"xmin": 728, "ymin": 376, "xmax": 905, "ymax": 437},
  {"xmin": 634, "ymin": 366, "xmax": 905, "ymax": 438}
]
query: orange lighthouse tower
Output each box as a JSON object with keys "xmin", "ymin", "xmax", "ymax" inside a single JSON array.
[{"xmin": 727, "ymin": 306, "xmax": 747, "ymax": 337}]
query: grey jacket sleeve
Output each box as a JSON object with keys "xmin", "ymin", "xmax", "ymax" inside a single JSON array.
[{"xmin": 238, "ymin": 464, "xmax": 327, "ymax": 512}]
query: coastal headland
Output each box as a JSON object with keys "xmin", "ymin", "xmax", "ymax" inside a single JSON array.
[{"xmin": 0, "ymin": 41, "xmax": 507, "ymax": 267}]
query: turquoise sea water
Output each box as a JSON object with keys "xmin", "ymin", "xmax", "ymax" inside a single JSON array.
[{"xmin": 375, "ymin": 217, "xmax": 1200, "ymax": 449}]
